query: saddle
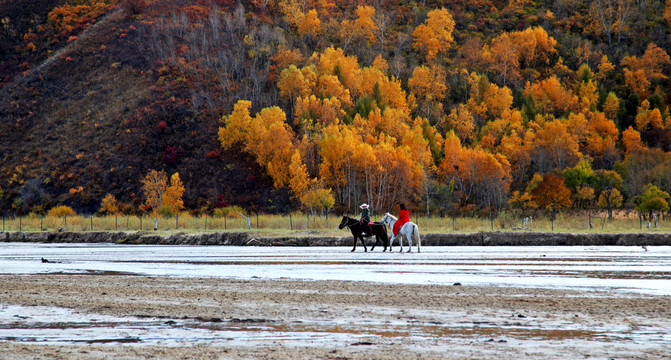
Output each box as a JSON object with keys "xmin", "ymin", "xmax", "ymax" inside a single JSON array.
[{"xmin": 361, "ymin": 221, "xmax": 382, "ymax": 237}]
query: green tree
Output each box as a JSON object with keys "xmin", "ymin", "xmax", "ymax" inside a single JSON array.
[
  {"xmin": 592, "ymin": 170, "xmax": 623, "ymax": 220},
  {"xmin": 563, "ymin": 159, "xmax": 594, "ymax": 204},
  {"xmin": 637, "ymin": 185, "xmax": 669, "ymax": 220},
  {"xmin": 300, "ymin": 188, "xmax": 335, "ymax": 216}
]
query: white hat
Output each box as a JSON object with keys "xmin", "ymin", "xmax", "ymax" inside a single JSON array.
[{"xmin": 359, "ymin": 203, "xmax": 369, "ymax": 208}]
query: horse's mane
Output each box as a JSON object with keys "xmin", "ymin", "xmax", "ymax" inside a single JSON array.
[{"xmin": 385, "ymin": 212, "xmax": 398, "ymax": 220}]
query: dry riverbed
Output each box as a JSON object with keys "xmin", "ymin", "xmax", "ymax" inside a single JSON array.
[{"xmin": 1, "ymin": 274, "xmax": 670, "ymax": 359}]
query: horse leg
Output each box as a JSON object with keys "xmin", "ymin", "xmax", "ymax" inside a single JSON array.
[
  {"xmin": 407, "ymin": 232, "xmax": 412, "ymax": 253},
  {"xmin": 361, "ymin": 236, "xmax": 367, "ymax": 252},
  {"xmin": 370, "ymin": 235, "xmax": 377, "ymax": 251},
  {"xmin": 415, "ymin": 225, "xmax": 421, "ymax": 253},
  {"xmin": 351, "ymin": 235, "xmax": 357, "ymax": 252}
]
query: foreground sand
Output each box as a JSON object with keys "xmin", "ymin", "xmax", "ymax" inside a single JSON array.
[{"xmin": 1, "ymin": 274, "xmax": 670, "ymax": 359}]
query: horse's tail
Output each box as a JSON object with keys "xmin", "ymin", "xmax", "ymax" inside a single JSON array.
[{"xmin": 413, "ymin": 224, "xmax": 421, "ymax": 253}]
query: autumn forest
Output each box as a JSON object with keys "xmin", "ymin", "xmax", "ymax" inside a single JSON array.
[{"xmin": 1, "ymin": 0, "xmax": 671, "ymax": 220}]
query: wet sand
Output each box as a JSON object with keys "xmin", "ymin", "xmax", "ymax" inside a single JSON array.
[{"xmin": 1, "ymin": 274, "xmax": 670, "ymax": 359}]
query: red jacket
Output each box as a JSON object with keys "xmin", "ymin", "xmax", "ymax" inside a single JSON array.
[{"xmin": 393, "ymin": 209, "xmax": 409, "ymax": 235}]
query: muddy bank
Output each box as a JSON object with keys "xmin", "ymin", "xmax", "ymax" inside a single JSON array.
[
  {"xmin": 1, "ymin": 275, "xmax": 670, "ymax": 360},
  {"xmin": 1, "ymin": 230, "xmax": 670, "ymax": 246}
]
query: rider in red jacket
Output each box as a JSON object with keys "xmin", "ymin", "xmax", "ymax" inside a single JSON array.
[{"xmin": 393, "ymin": 203, "xmax": 409, "ymax": 236}]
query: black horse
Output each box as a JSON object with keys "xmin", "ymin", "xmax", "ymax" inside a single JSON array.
[{"xmin": 338, "ymin": 216, "xmax": 389, "ymax": 252}]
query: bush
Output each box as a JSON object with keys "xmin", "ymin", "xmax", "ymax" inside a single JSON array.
[
  {"xmin": 213, "ymin": 206, "xmax": 246, "ymax": 218},
  {"xmin": 121, "ymin": 0, "xmax": 147, "ymax": 16},
  {"xmin": 30, "ymin": 206, "xmax": 46, "ymax": 216},
  {"xmin": 157, "ymin": 205, "xmax": 175, "ymax": 218},
  {"xmin": 48, "ymin": 205, "xmax": 77, "ymax": 217}
]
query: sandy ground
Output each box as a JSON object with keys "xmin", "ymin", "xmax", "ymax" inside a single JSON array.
[{"xmin": 1, "ymin": 274, "xmax": 670, "ymax": 359}]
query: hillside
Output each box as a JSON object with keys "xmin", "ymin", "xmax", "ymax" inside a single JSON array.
[
  {"xmin": 0, "ymin": 0, "xmax": 288, "ymax": 215},
  {"xmin": 1, "ymin": 0, "xmax": 671, "ymax": 217}
]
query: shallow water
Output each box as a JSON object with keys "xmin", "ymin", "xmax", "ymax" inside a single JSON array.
[
  {"xmin": 2, "ymin": 243, "xmax": 671, "ymax": 353},
  {"xmin": 1, "ymin": 243, "xmax": 670, "ymax": 295},
  {"xmin": 2, "ymin": 304, "xmax": 669, "ymax": 348}
]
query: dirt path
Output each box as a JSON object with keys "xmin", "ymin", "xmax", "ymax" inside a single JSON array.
[{"xmin": 1, "ymin": 274, "xmax": 669, "ymax": 359}]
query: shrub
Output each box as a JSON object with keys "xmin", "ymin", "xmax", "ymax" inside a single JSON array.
[
  {"xmin": 162, "ymin": 146, "xmax": 185, "ymax": 165},
  {"xmin": 48, "ymin": 205, "xmax": 77, "ymax": 217},
  {"xmin": 206, "ymin": 150, "xmax": 221, "ymax": 159},
  {"xmin": 157, "ymin": 205, "xmax": 175, "ymax": 218},
  {"xmin": 213, "ymin": 206, "xmax": 246, "ymax": 218},
  {"xmin": 30, "ymin": 206, "xmax": 46, "ymax": 216},
  {"xmin": 121, "ymin": 0, "xmax": 148, "ymax": 16}
]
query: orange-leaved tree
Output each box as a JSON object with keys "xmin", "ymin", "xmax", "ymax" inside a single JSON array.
[
  {"xmin": 621, "ymin": 43, "xmax": 670, "ymax": 99},
  {"xmin": 530, "ymin": 118, "xmax": 582, "ymax": 172},
  {"xmin": 530, "ymin": 173, "xmax": 571, "ymax": 230},
  {"xmin": 584, "ymin": 112, "xmax": 619, "ymax": 168},
  {"xmin": 523, "ymin": 76, "xmax": 578, "ymax": 117},
  {"xmin": 634, "ymin": 100, "xmax": 664, "ymax": 131},
  {"xmin": 621, "ymin": 126, "xmax": 645, "ymax": 155}
]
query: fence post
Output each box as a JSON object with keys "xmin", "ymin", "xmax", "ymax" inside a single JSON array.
[
  {"xmin": 41, "ymin": 216, "xmax": 43, "ymax": 232},
  {"xmin": 115, "ymin": 215, "xmax": 118, "ymax": 231},
  {"xmin": 175, "ymin": 214, "xmax": 178, "ymax": 230},
  {"xmin": 90, "ymin": 216, "xmax": 93, "ymax": 231},
  {"xmin": 64, "ymin": 216, "xmax": 67, "ymax": 227},
  {"xmin": 205, "ymin": 214, "xmax": 207, "ymax": 231},
  {"xmin": 224, "ymin": 215, "xmax": 227, "ymax": 230},
  {"xmin": 19, "ymin": 216, "xmax": 22, "ymax": 232},
  {"xmin": 289, "ymin": 213, "xmax": 293, "ymax": 230},
  {"xmin": 140, "ymin": 215, "xmax": 143, "ymax": 231},
  {"xmin": 490, "ymin": 208, "xmax": 494, "ymax": 231},
  {"xmin": 2, "ymin": 216, "xmax": 4, "ymax": 231},
  {"xmin": 256, "ymin": 213, "xmax": 259, "ymax": 229}
]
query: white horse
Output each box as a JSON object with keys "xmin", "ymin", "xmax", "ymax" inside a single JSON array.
[{"xmin": 379, "ymin": 213, "xmax": 421, "ymax": 253}]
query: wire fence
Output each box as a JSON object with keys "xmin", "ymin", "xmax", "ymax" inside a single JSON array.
[{"xmin": 0, "ymin": 211, "xmax": 666, "ymax": 234}]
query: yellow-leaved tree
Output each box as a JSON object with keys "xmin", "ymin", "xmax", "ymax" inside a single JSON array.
[
  {"xmin": 141, "ymin": 169, "xmax": 168, "ymax": 214},
  {"xmin": 300, "ymin": 188, "xmax": 335, "ymax": 216},
  {"xmin": 99, "ymin": 194, "xmax": 120, "ymax": 215},
  {"xmin": 163, "ymin": 172, "xmax": 185, "ymax": 214},
  {"xmin": 219, "ymin": 100, "xmax": 297, "ymax": 188},
  {"xmin": 408, "ymin": 64, "xmax": 447, "ymax": 122},
  {"xmin": 141, "ymin": 169, "xmax": 168, "ymax": 230},
  {"xmin": 288, "ymin": 149, "xmax": 311, "ymax": 199},
  {"xmin": 412, "ymin": 8, "xmax": 455, "ymax": 61},
  {"xmin": 298, "ymin": 9, "xmax": 320, "ymax": 38}
]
